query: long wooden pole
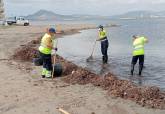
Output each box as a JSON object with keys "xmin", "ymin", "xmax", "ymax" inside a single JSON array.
[{"xmin": 51, "ymin": 39, "xmax": 58, "ymax": 79}]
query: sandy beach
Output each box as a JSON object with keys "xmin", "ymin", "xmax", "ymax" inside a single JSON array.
[{"xmin": 0, "ymin": 25, "xmax": 165, "ymax": 114}]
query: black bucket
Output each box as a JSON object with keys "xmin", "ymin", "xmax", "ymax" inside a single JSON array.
[
  {"xmin": 33, "ymin": 58, "xmax": 43, "ymax": 66},
  {"xmin": 53, "ymin": 63, "xmax": 63, "ymax": 77}
]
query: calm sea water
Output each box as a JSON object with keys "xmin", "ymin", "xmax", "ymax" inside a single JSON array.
[{"xmin": 57, "ymin": 19, "xmax": 165, "ymax": 90}]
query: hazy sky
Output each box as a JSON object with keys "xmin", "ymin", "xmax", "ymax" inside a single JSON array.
[{"xmin": 4, "ymin": 0, "xmax": 165, "ymax": 16}]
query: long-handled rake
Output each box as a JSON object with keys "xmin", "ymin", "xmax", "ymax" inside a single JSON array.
[{"xmin": 86, "ymin": 40, "xmax": 97, "ymax": 62}]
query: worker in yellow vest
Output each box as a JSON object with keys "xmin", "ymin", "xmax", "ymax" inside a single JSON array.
[
  {"xmin": 38, "ymin": 28, "xmax": 57, "ymax": 78},
  {"xmin": 97, "ymin": 25, "xmax": 109, "ymax": 64},
  {"xmin": 131, "ymin": 35, "xmax": 148, "ymax": 76}
]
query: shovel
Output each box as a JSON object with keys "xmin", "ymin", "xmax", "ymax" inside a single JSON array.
[{"xmin": 86, "ymin": 40, "xmax": 97, "ymax": 62}]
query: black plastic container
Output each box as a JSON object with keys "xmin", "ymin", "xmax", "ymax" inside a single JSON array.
[{"xmin": 53, "ymin": 63, "xmax": 63, "ymax": 77}]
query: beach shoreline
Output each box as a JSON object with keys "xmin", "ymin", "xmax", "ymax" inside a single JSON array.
[{"xmin": 0, "ymin": 25, "xmax": 165, "ymax": 114}]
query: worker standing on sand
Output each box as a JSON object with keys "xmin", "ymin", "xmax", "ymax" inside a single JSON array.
[
  {"xmin": 38, "ymin": 28, "xmax": 57, "ymax": 78},
  {"xmin": 131, "ymin": 35, "xmax": 148, "ymax": 76},
  {"xmin": 96, "ymin": 25, "xmax": 109, "ymax": 64}
]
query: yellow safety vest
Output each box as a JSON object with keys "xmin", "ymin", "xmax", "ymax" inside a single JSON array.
[
  {"xmin": 133, "ymin": 37, "xmax": 147, "ymax": 56},
  {"xmin": 99, "ymin": 30, "xmax": 107, "ymax": 40},
  {"xmin": 39, "ymin": 33, "xmax": 56, "ymax": 54}
]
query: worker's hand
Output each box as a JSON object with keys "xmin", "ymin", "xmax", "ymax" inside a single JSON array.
[
  {"xmin": 54, "ymin": 48, "xmax": 58, "ymax": 51},
  {"xmin": 145, "ymin": 38, "xmax": 149, "ymax": 43},
  {"xmin": 96, "ymin": 39, "xmax": 100, "ymax": 41}
]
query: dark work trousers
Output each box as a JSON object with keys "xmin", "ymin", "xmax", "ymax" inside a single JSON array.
[
  {"xmin": 101, "ymin": 39, "xmax": 109, "ymax": 64},
  {"xmin": 131, "ymin": 55, "xmax": 144, "ymax": 75},
  {"xmin": 39, "ymin": 52, "xmax": 52, "ymax": 71}
]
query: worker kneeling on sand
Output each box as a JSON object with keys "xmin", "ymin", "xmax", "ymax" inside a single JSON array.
[
  {"xmin": 131, "ymin": 35, "xmax": 148, "ymax": 76},
  {"xmin": 96, "ymin": 25, "xmax": 109, "ymax": 64},
  {"xmin": 38, "ymin": 28, "xmax": 57, "ymax": 78}
]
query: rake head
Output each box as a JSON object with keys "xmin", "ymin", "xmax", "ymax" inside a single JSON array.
[{"xmin": 86, "ymin": 55, "xmax": 94, "ymax": 62}]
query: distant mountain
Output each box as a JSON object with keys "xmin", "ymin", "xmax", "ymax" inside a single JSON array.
[
  {"xmin": 26, "ymin": 10, "xmax": 165, "ymax": 21},
  {"xmin": 111, "ymin": 10, "xmax": 165, "ymax": 19},
  {"xmin": 26, "ymin": 10, "xmax": 73, "ymax": 20},
  {"xmin": 26, "ymin": 9, "xmax": 107, "ymax": 21}
]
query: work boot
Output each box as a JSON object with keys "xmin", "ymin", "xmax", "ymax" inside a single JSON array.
[
  {"xmin": 103, "ymin": 56, "xmax": 108, "ymax": 64},
  {"xmin": 139, "ymin": 64, "xmax": 143, "ymax": 76},
  {"xmin": 131, "ymin": 64, "xmax": 134, "ymax": 75},
  {"xmin": 45, "ymin": 70, "xmax": 52, "ymax": 78},
  {"xmin": 41, "ymin": 68, "xmax": 46, "ymax": 78},
  {"xmin": 104, "ymin": 55, "xmax": 108, "ymax": 64},
  {"xmin": 102, "ymin": 56, "xmax": 105, "ymax": 64}
]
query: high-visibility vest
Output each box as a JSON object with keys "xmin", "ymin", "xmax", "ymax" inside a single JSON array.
[
  {"xmin": 133, "ymin": 37, "xmax": 147, "ymax": 56},
  {"xmin": 39, "ymin": 33, "xmax": 56, "ymax": 54},
  {"xmin": 99, "ymin": 30, "xmax": 107, "ymax": 40}
]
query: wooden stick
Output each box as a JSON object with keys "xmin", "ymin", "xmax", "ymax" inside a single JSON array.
[
  {"xmin": 57, "ymin": 108, "xmax": 70, "ymax": 114},
  {"xmin": 51, "ymin": 54, "xmax": 56, "ymax": 79},
  {"xmin": 52, "ymin": 39, "xmax": 58, "ymax": 79}
]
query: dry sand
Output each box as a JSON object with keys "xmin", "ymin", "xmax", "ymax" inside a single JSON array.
[{"xmin": 0, "ymin": 25, "xmax": 165, "ymax": 114}]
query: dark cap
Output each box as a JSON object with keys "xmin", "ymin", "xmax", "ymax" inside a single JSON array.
[
  {"xmin": 49, "ymin": 28, "xmax": 56, "ymax": 33},
  {"xmin": 99, "ymin": 25, "xmax": 103, "ymax": 29},
  {"xmin": 132, "ymin": 35, "xmax": 138, "ymax": 38}
]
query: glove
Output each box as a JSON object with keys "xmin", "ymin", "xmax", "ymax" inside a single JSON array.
[{"xmin": 54, "ymin": 48, "xmax": 58, "ymax": 51}]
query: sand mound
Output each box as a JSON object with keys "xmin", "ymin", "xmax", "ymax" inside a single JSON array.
[
  {"xmin": 12, "ymin": 39, "xmax": 40, "ymax": 61},
  {"xmin": 12, "ymin": 45, "xmax": 39, "ymax": 61},
  {"xmin": 63, "ymin": 71, "xmax": 165, "ymax": 109},
  {"xmin": 63, "ymin": 68, "xmax": 100, "ymax": 85}
]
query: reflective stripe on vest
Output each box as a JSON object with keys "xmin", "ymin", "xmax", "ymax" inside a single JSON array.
[
  {"xmin": 134, "ymin": 44, "xmax": 144, "ymax": 50},
  {"xmin": 39, "ymin": 46, "xmax": 51, "ymax": 54}
]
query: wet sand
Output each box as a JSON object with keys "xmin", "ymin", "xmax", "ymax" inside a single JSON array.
[{"xmin": 0, "ymin": 25, "xmax": 165, "ymax": 114}]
